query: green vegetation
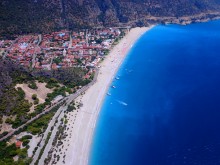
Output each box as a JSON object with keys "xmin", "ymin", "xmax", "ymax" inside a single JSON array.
[
  {"xmin": 45, "ymin": 111, "xmax": 70, "ymax": 164},
  {"xmin": 20, "ymin": 135, "xmax": 32, "ymax": 147},
  {"xmin": 35, "ymin": 132, "xmax": 52, "ymax": 165},
  {"xmin": 32, "ymin": 94, "xmax": 37, "ymax": 100},
  {"xmin": 20, "ymin": 135, "xmax": 32, "ymax": 148},
  {"xmin": 22, "ymin": 139, "xmax": 30, "ymax": 147},
  {"xmin": 76, "ymin": 58, "xmax": 82, "ymax": 65},
  {"xmin": 53, "ymin": 57, "xmax": 64, "ymax": 65},
  {"xmin": 26, "ymin": 104, "xmax": 61, "ymax": 135},
  {"xmin": 28, "ymin": 81, "xmax": 38, "ymax": 90},
  {"xmin": 46, "ymin": 86, "xmax": 70, "ymax": 103},
  {"xmin": 32, "ymin": 94, "xmax": 39, "ymax": 105},
  {"xmin": 1, "ymin": 0, "xmax": 220, "ymax": 38},
  {"xmin": 33, "ymin": 104, "xmax": 45, "ymax": 114},
  {"xmin": 104, "ymin": 50, "xmax": 110, "ymax": 55},
  {"xmin": 0, "ymin": 141, "xmax": 32, "ymax": 165},
  {"xmin": 0, "ymin": 116, "xmax": 3, "ymax": 124},
  {"xmin": 0, "ymin": 59, "xmax": 34, "ymax": 129},
  {"xmin": 34, "ymin": 99, "xmax": 39, "ymax": 105},
  {"xmin": 27, "ymin": 112, "xmax": 55, "ymax": 135},
  {"xmin": 0, "ymin": 132, "xmax": 9, "ymax": 139},
  {"xmin": 34, "ymin": 67, "xmax": 90, "ymax": 89},
  {"xmin": 34, "ymin": 67, "xmax": 90, "ymax": 88},
  {"xmin": 5, "ymin": 118, "xmax": 12, "ymax": 124},
  {"xmin": 66, "ymin": 103, "xmax": 76, "ymax": 112},
  {"xmin": 95, "ymin": 38, "xmax": 103, "ymax": 44},
  {"xmin": 0, "ymin": 59, "xmax": 86, "ymax": 111},
  {"xmin": 21, "ymin": 135, "xmax": 32, "ymax": 141},
  {"xmin": 64, "ymin": 118, "xmax": 68, "ymax": 124},
  {"xmin": 0, "ymin": 59, "xmax": 88, "ymax": 164},
  {"xmin": 114, "ymin": 38, "xmax": 119, "ymax": 44},
  {"xmin": 0, "ymin": 86, "xmax": 32, "ymax": 128},
  {"xmin": 17, "ymin": 87, "xmax": 25, "ymax": 98},
  {"xmin": 45, "ymin": 78, "xmax": 60, "ymax": 89},
  {"xmin": 0, "ymin": 58, "xmax": 90, "ymax": 142}
]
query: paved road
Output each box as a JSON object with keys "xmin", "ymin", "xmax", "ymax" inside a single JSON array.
[
  {"xmin": 69, "ymin": 32, "xmax": 72, "ymax": 48},
  {"xmin": 31, "ymin": 105, "xmax": 66, "ymax": 165},
  {"xmin": 37, "ymin": 108, "xmax": 65, "ymax": 165}
]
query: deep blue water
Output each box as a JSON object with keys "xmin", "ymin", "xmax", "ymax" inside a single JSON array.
[{"xmin": 89, "ymin": 20, "xmax": 220, "ymax": 165}]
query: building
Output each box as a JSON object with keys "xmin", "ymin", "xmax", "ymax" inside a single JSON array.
[
  {"xmin": 16, "ymin": 140, "xmax": 22, "ymax": 148},
  {"xmin": 63, "ymin": 49, "xmax": 67, "ymax": 56}
]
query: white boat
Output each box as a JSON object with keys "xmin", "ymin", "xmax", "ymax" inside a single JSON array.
[
  {"xmin": 115, "ymin": 77, "xmax": 120, "ymax": 80},
  {"xmin": 107, "ymin": 93, "xmax": 111, "ymax": 96},
  {"xmin": 112, "ymin": 86, "xmax": 116, "ymax": 89}
]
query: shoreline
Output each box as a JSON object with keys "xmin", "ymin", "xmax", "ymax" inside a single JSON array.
[{"xmin": 58, "ymin": 26, "xmax": 154, "ymax": 165}]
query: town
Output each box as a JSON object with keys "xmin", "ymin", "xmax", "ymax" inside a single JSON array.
[
  {"xmin": 0, "ymin": 28, "xmax": 126, "ymax": 74},
  {"xmin": 0, "ymin": 27, "xmax": 129, "ymax": 164}
]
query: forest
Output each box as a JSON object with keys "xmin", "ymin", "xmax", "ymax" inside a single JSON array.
[{"xmin": 0, "ymin": 0, "xmax": 220, "ymax": 38}]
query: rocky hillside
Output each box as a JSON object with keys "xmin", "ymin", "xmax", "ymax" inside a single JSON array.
[{"xmin": 0, "ymin": 0, "xmax": 220, "ymax": 37}]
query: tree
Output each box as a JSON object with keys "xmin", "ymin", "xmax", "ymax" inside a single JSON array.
[
  {"xmin": 34, "ymin": 99, "xmax": 39, "ymax": 105},
  {"xmin": 28, "ymin": 81, "xmax": 38, "ymax": 90},
  {"xmin": 32, "ymin": 94, "xmax": 37, "ymax": 100}
]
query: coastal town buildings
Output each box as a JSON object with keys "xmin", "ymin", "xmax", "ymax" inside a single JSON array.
[{"xmin": 0, "ymin": 28, "xmax": 126, "ymax": 72}]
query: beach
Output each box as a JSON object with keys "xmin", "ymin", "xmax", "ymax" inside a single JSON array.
[
  {"xmin": 55, "ymin": 26, "xmax": 153, "ymax": 165},
  {"xmin": 87, "ymin": 20, "xmax": 220, "ymax": 165}
]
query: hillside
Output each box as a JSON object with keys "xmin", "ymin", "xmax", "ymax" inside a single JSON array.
[
  {"xmin": 0, "ymin": 57, "xmax": 88, "ymax": 129},
  {"xmin": 0, "ymin": 0, "xmax": 220, "ymax": 37}
]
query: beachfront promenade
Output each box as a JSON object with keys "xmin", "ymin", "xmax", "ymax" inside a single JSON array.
[{"xmin": 0, "ymin": 69, "xmax": 99, "ymax": 142}]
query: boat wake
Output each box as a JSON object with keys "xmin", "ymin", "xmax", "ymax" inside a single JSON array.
[{"xmin": 116, "ymin": 100, "xmax": 128, "ymax": 106}]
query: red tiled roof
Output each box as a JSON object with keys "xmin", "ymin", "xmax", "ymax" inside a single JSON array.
[{"xmin": 16, "ymin": 141, "xmax": 22, "ymax": 148}]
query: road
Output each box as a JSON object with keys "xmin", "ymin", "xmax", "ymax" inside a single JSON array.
[
  {"xmin": 69, "ymin": 32, "xmax": 72, "ymax": 48},
  {"xmin": 31, "ymin": 105, "xmax": 66, "ymax": 165},
  {"xmin": 32, "ymin": 35, "xmax": 42, "ymax": 68},
  {"xmin": 37, "ymin": 107, "xmax": 65, "ymax": 165}
]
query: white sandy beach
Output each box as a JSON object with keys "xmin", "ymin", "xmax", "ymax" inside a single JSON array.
[{"xmin": 53, "ymin": 26, "xmax": 154, "ymax": 165}]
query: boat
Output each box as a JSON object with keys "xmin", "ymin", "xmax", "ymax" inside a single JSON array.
[
  {"xmin": 112, "ymin": 86, "xmax": 116, "ymax": 89},
  {"xmin": 107, "ymin": 93, "xmax": 111, "ymax": 96},
  {"xmin": 115, "ymin": 77, "xmax": 120, "ymax": 80}
]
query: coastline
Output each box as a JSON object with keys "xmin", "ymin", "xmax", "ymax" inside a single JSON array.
[{"xmin": 59, "ymin": 26, "xmax": 154, "ymax": 165}]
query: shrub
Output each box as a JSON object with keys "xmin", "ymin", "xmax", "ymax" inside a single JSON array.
[
  {"xmin": 32, "ymin": 94, "xmax": 37, "ymax": 100},
  {"xmin": 34, "ymin": 98, "xmax": 39, "ymax": 105},
  {"xmin": 22, "ymin": 139, "xmax": 30, "ymax": 147},
  {"xmin": 0, "ymin": 117, "xmax": 2, "ymax": 124},
  {"xmin": 21, "ymin": 135, "xmax": 32, "ymax": 140},
  {"xmin": 28, "ymin": 81, "xmax": 38, "ymax": 89},
  {"xmin": 0, "ymin": 131, "xmax": 8, "ymax": 139},
  {"xmin": 5, "ymin": 118, "xmax": 13, "ymax": 124}
]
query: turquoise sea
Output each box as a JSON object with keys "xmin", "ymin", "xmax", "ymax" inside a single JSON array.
[{"xmin": 89, "ymin": 20, "xmax": 220, "ymax": 165}]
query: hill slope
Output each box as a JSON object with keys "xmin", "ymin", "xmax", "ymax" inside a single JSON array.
[{"xmin": 0, "ymin": 0, "xmax": 220, "ymax": 37}]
